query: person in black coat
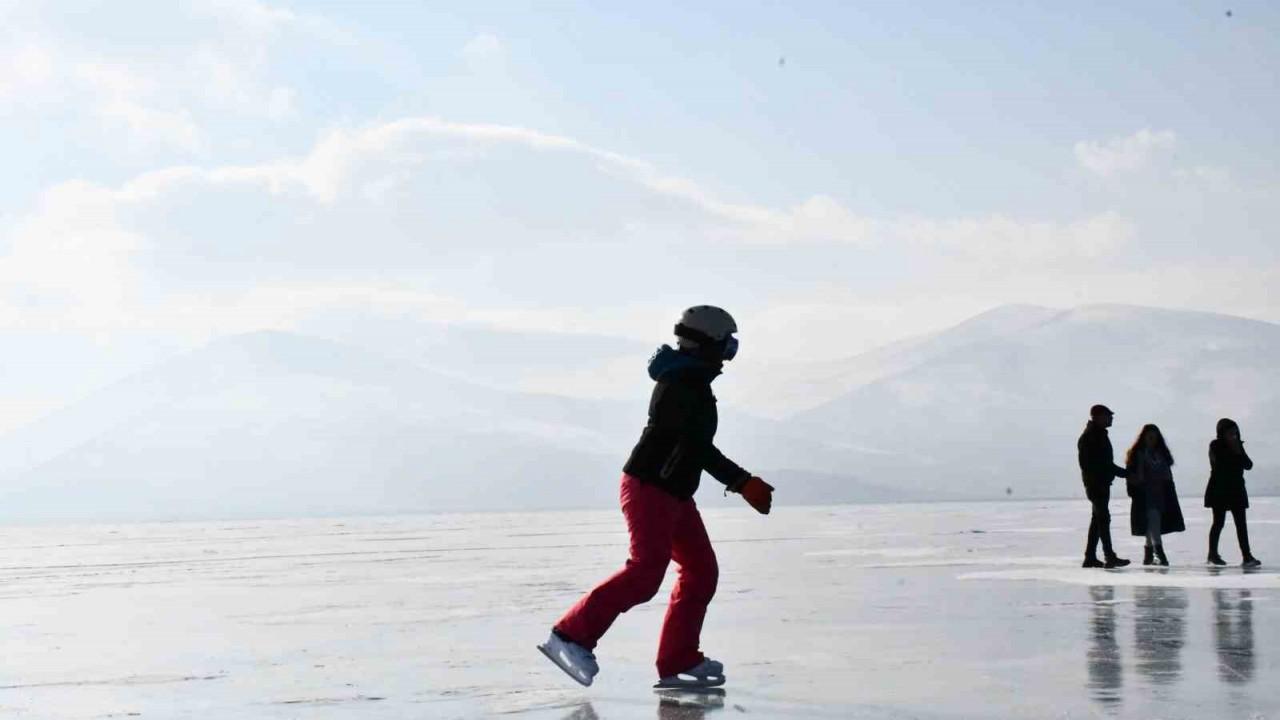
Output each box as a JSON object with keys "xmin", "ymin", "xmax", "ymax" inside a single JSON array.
[
  {"xmin": 1204, "ymin": 418, "xmax": 1260, "ymax": 568},
  {"xmin": 1078, "ymin": 404, "xmax": 1131, "ymax": 568},
  {"xmin": 1124, "ymin": 424, "xmax": 1185, "ymax": 566}
]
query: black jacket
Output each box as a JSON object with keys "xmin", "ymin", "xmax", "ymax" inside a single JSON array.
[
  {"xmin": 623, "ymin": 346, "xmax": 751, "ymax": 500},
  {"xmin": 1078, "ymin": 421, "xmax": 1127, "ymax": 498},
  {"xmin": 1126, "ymin": 449, "xmax": 1186, "ymax": 536},
  {"xmin": 1204, "ymin": 439, "xmax": 1253, "ymax": 510}
]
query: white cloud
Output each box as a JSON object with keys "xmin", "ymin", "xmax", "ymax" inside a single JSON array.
[
  {"xmin": 1, "ymin": 1, "xmax": 339, "ymax": 152},
  {"xmin": 99, "ymin": 98, "xmax": 204, "ymax": 152},
  {"xmin": 126, "ymin": 115, "xmax": 1102, "ymax": 264},
  {"xmin": 266, "ymin": 86, "xmax": 296, "ymax": 121},
  {"xmin": 0, "ymin": 115, "xmax": 1139, "ymax": 339},
  {"xmin": 194, "ymin": 0, "xmax": 298, "ymax": 35},
  {"xmin": 191, "ymin": 0, "xmax": 353, "ymax": 44},
  {"xmin": 1074, "ymin": 128, "xmax": 1176, "ymax": 176},
  {"xmin": 0, "ymin": 112, "xmax": 1167, "ymax": 362},
  {"xmin": 0, "ymin": 42, "xmax": 54, "ymax": 101},
  {"xmin": 1174, "ymin": 165, "xmax": 1232, "ymax": 190},
  {"xmin": 0, "ymin": 180, "xmax": 143, "ymax": 332},
  {"xmin": 888, "ymin": 211, "xmax": 1134, "ymax": 267},
  {"xmin": 75, "ymin": 62, "xmax": 204, "ymax": 152},
  {"xmin": 462, "ymin": 32, "xmax": 504, "ymax": 65},
  {"xmin": 186, "ymin": 115, "xmax": 1117, "ymax": 263}
]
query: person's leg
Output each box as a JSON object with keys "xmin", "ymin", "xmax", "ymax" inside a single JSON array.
[
  {"xmin": 1093, "ymin": 497, "xmax": 1115, "ymax": 559},
  {"xmin": 1086, "ymin": 512, "xmax": 1100, "ymax": 559},
  {"xmin": 1209, "ymin": 508, "xmax": 1227, "ymax": 559},
  {"xmin": 1147, "ymin": 509, "xmax": 1162, "ymax": 550},
  {"xmin": 1231, "ymin": 508, "xmax": 1253, "ymax": 559},
  {"xmin": 655, "ymin": 498, "xmax": 719, "ymax": 678},
  {"xmin": 1085, "ymin": 491, "xmax": 1101, "ymax": 560},
  {"xmin": 555, "ymin": 475, "xmax": 677, "ymax": 650},
  {"xmin": 1149, "ymin": 509, "xmax": 1169, "ymax": 564}
]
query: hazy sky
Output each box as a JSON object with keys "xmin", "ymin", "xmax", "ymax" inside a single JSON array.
[{"xmin": 3, "ymin": 1, "xmax": 1279, "ymax": 431}]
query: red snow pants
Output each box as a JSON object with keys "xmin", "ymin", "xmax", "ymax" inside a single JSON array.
[{"xmin": 554, "ymin": 473, "xmax": 718, "ymax": 678}]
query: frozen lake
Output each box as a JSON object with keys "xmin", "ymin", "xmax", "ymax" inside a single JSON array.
[{"xmin": 2, "ymin": 498, "xmax": 1277, "ymax": 719}]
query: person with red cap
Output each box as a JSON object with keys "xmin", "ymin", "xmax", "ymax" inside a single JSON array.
[{"xmin": 539, "ymin": 305, "xmax": 774, "ymax": 689}]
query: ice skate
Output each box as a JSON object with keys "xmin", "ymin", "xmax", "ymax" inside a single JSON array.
[
  {"xmin": 538, "ymin": 631, "xmax": 599, "ymax": 687},
  {"xmin": 654, "ymin": 657, "xmax": 726, "ymax": 689}
]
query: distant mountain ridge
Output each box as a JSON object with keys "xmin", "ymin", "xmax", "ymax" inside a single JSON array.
[
  {"xmin": 0, "ymin": 330, "xmax": 879, "ymax": 521},
  {"xmin": 792, "ymin": 303, "xmax": 1280, "ymax": 499},
  {"xmin": 0, "ymin": 303, "xmax": 1275, "ymax": 521}
]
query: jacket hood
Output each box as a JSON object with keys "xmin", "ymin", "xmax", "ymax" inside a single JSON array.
[{"xmin": 647, "ymin": 344, "xmax": 720, "ymax": 382}]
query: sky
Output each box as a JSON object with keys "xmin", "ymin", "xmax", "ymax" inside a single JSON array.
[{"xmin": 2, "ymin": 0, "xmax": 1279, "ymax": 432}]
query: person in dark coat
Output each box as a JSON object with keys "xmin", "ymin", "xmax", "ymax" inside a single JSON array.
[
  {"xmin": 1078, "ymin": 404, "xmax": 1131, "ymax": 568},
  {"xmin": 1204, "ymin": 418, "xmax": 1260, "ymax": 568},
  {"xmin": 1124, "ymin": 424, "xmax": 1185, "ymax": 566}
]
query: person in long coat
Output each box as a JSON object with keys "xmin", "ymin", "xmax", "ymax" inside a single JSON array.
[
  {"xmin": 1204, "ymin": 418, "xmax": 1260, "ymax": 568},
  {"xmin": 1125, "ymin": 424, "xmax": 1185, "ymax": 566}
]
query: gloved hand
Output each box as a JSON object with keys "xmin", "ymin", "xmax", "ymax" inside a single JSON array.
[{"xmin": 739, "ymin": 476, "xmax": 774, "ymax": 515}]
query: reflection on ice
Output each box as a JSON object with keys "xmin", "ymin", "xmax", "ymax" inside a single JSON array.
[
  {"xmin": 562, "ymin": 702, "xmax": 601, "ymax": 719},
  {"xmin": 654, "ymin": 687, "xmax": 725, "ymax": 719},
  {"xmin": 1087, "ymin": 586, "xmax": 1123, "ymax": 706},
  {"xmin": 1133, "ymin": 585, "xmax": 1186, "ymax": 687},
  {"xmin": 560, "ymin": 694, "xmax": 726, "ymax": 720},
  {"xmin": 1214, "ymin": 589, "xmax": 1255, "ymax": 684}
]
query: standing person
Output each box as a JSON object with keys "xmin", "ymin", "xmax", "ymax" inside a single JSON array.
[
  {"xmin": 1205, "ymin": 418, "xmax": 1261, "ymax": 568},
  {"xmin": 1125, "ymin": 424, "xmax": 1185, "ymax": 566},
  {"xmin": 1078, "ymin": 405, "xmax": 1131, "ymax": 568},
  {"xmin": 539, "ymin": 306, "xmax": 775, "ymax": 689}
]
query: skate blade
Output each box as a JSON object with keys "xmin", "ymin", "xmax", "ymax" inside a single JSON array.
[
  {"xmin": 655, "ymin": 687, "xmax": 726, "ymax": 709},
  {"xmin": 538, "ymin": 643, "xmax": 593, "ymax": 687},
  {"xmin": 653, "ymin": 675, "xmax": 725, "ymax": 690}
]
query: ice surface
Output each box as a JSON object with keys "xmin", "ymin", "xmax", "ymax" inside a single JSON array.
[{"xmin": 1, "ymin": 499, "xmax": 1276, "ymax": 718}]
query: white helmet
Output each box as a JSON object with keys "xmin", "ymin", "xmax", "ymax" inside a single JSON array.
[{"xmin": 674, "ymin": 305, "xmax": 739, "ymax": 360}]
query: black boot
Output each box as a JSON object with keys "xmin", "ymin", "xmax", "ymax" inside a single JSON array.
[
  {"xmin": 1104, "ymin": 555, "xmax": 1130, "ymax": 569},
  {"xmin": 1207, "ymin": 553, "xmax": 1227, "ymax": 566},
  {"xmin": 1143, "ymin": 546, "xmax": 1154, "ymax": 566},
  {"xmin": 1082, "ymin": 556, "xmax": 1105, "ymax": 568},
  {"xmin": 1155, "ymin": 546, "xmax": 1169, "ymax": 566},
  {"xmin": 1242, "ymin": 556, "xmax": 1261, "ymax": 569}
]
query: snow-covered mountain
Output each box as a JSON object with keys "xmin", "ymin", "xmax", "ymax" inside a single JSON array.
[
  {"xmin": 1, "ymin": 304, "xmax": 1275, "ymax": 521},
  {"xmin": 0, "ymin": 331, "xmax": 884, "ymax": 521},
  {"xmin": 0, "ymin": 332, "xmax": 640, "ymax": 521},
  {"xmin": 733, "ymin": 304, "xmax": 1063, "ymax": 417},
  {"xmin": 293, "ymin": 310, "xmax": 652, "ymax": 401},
  {"xmin": 792, "ymin": 304, "xmax": 1280, "ymax": 499}
]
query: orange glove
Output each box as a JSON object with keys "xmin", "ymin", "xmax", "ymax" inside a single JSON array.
[{"xmin": 739, "ymin": 476, "xmax": 774, "ymax": 515}]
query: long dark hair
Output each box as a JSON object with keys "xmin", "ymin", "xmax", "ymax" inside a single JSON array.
[
  {"xmin": 1216, "ymin": 418, "xmax": 1240, "ymax": 441},
  {"xmin": 1126, "ymin": 424, "xmax": 1174, "ymax": 468}
]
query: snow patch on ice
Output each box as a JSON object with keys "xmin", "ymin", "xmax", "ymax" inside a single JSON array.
[
  {"xmin": 960, "ymin": 567, "xmax": 1280, "ymax": 588},
  {"xmin": 863, "ymin": 555, "xmax": 1077, "ymax": 568}
]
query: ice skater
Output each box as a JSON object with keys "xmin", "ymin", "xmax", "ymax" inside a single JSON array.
[
  {"xmin": 1204, "ymin": 418, "xmax": 1260, "ymax": 568},
  {"xmin": 1124, "ymin": 424, "xmax": 1184, "ymax": 566},
  {"xmin": 539, "ymin": 306, "xmax": 774, "ymax": 689},
  {"xmin": 1078, "ymin": 404, "xmax": 1130, "ymax": 568}
]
